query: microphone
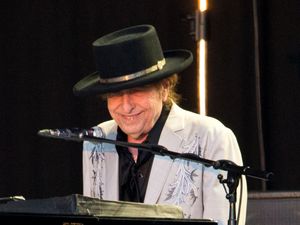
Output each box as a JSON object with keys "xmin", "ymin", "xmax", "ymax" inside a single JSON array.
[{"xmin": 37, "ymin": 127, "xmax": 104, "ymax": 141}]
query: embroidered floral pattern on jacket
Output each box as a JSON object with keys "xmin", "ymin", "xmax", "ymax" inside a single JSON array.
[
  {"xmin": 89, "ymin": 143, "xmax": 105, "ymax": 199},
  {"xmin": 164, "ymin": 134, "xmax": 202, "ymax": 216}
]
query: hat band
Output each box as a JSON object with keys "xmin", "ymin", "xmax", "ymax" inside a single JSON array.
[{"xmin": 98, "ymin": 58, "xmax": 166, "ymax": 84}]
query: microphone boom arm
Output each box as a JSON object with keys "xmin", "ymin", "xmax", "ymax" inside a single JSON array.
[{"xmin": 37, "ymin": 129, "xmax": 273, "ymax": 180}]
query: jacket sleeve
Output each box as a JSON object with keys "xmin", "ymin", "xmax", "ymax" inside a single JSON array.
[{"xmin": 201, "ymin": 123, "xmax": 247, "ymax": 225}]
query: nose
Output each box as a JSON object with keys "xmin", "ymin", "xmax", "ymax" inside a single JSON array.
[{"xmin": 121, "ymin": 93, "xmax": 134, "ymax": 113}]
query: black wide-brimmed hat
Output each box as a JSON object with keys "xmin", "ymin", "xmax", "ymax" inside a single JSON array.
[{"xmin": 73, "ymin": 24, "xmax": 193, "ymax": 96}]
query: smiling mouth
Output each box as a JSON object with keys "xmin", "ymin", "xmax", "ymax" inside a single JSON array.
[
  {"xmin": 121, "ymin": 112, "xmax": 142, "ymax": 121},
  {"xmin": 124, "ymin": 116, "xmax": 136, "ymax": 121}
]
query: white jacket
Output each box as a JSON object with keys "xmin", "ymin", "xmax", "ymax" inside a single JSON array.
[{"xmin": 82, "ymin": 103, "xmax": 247, "ymax": 225}]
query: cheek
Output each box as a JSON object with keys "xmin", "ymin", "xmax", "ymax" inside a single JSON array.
[
  {"xmin": 148, "ymin": 97, "xmax": 163, "ymax": 118},
  {"xmin": 107, "ymin": 99, "xmax": 117, "ymax": 116}
]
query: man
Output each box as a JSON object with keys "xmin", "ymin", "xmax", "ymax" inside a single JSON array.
[{"xmin": 73, "ymin": 24, "xmax": 247, "ymax": 225}]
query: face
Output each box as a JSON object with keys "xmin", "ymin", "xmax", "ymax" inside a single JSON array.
[{"xmin": 107, "ymin": 83, "xmax": 168, "ymax": 141}]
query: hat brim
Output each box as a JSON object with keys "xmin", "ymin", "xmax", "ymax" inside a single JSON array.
[{"xmin": 73, "ymin": 49, "xmax": 193, "ymax": 97}]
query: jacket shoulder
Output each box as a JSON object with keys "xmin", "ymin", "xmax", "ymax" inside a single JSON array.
[
  {"xmin": 96, "ymin": 120, "xmax": 118, "ymax": 139},
  {"xmin": 171, "ymin": 103, "xmax": 226, "ymax": 130}
]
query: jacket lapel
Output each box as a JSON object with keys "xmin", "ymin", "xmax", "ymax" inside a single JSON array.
[
  {"xmin": 144, "ymin": 104, "xmax": 185, "ymax": 204},
  {"xmin": 101, "ymin": 126, "xmax": 120, "ymax": 201},
  {"xmin": 103, "ymin": 151, "xmax": 119, "ymax": 200}
]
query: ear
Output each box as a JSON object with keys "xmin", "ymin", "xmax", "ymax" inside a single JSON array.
[
  {"xmin": 160, "ymin": 79, "xmax": 170, "ymax": 102},
  {"xmin": 162, "ymin": 86, "xmax": 169, "ymax": 102}
]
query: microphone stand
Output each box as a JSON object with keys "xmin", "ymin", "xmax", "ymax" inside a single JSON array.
[{"xmin": 38, "ymin": 132, "xmax": 273, "ymax": 225}]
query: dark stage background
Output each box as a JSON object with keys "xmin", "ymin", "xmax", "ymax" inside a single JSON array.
[{"xmin": 0, "ymin": 0, "xmax": 299, "ymax": 199}]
